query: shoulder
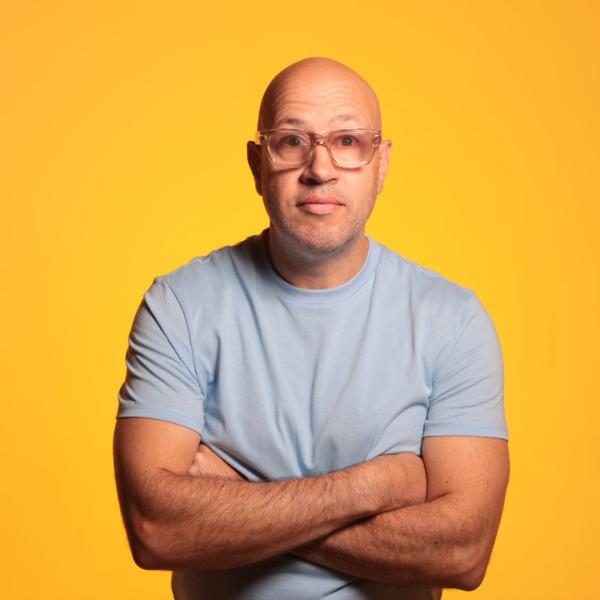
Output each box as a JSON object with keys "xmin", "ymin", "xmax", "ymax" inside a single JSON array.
[
  {"xmin": 147, "ymin": 234, "xmax": 258, "ymax": 309},
  {"xmin": 373, "ymin": 238, "xmax": 475, "ymax": 318},
  {"xmin": 369, "ymin": 239, "xmax": 493, "ymax": 368}
]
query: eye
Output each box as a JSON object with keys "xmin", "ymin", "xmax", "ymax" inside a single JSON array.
[
  {"xmin": 283, "ymin": 135, "xmax": 305, "ymax": 147},
  {"xmin": 333, "ymin": 133, "xmax": 361, "ymax": 147}
]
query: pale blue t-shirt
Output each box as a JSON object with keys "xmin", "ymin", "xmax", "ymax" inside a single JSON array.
[{"xmin": 117, "ymin": 228, "xmax": 508, "ymax": 600}]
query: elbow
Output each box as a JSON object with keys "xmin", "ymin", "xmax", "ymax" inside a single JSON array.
[
  {"xmin": 132, "ymin": 545, "xmax": 161, "ymax": 571},
  {"xmin": 131, "ymin": 543, "xmax": 162, "ymax": 571},
  {"xmin": 126, "ymin": 515, "xmax": 218, "ymax": 572},
  {"xmin": 390, "ymin": 541, "xmax": 488, "ymax": 590},
  {"xmin": 448, "ymin": 543, "xmax": 490, "ymax": 591},
  {"xmin": 126, "ymin": 516, "xmax": 170, "ymax": 570},
  {"xmin": 452, "ymin": 569, "xmax": 485, "ymax": 592}
]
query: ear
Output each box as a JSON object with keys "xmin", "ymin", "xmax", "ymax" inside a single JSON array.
[
  {"xmin": 376, "ymin": 139, "xmax": 392, "ymax": 195},
  {"xmin": 247, "ymin": 140, "xmax": 263, "ymax": 196}
]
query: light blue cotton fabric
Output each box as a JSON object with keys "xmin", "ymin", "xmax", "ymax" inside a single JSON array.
[{"xmin": 117, "ymin": 228, "xmax": 508, "ymax": 600}]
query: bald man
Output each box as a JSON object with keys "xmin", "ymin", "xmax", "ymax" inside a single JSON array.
[{"xmin": 114, "ymin": 57, "xmax": 510, "ymax": 600}]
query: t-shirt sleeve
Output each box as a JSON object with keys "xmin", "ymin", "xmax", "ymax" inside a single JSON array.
[
  {"xmin": 423, "ymin": 292, "xmax": 509, "ymax": 440},
  {"xmin": 116, "ymin": 276, "xmax": 206, "ymax": 435}
]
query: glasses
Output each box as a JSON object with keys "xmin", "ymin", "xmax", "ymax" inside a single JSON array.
[{"xmin": 256, "ymin": 128, "xmax": 382, "ymax": 169}]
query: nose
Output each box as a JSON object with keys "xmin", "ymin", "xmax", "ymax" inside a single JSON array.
[{"xmin": 300, "ymin": 141, "xmax": 338, "ymax": 185}]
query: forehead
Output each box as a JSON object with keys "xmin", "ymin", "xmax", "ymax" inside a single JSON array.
[{"xmin": 265, "ymin": 77, "xmax": 380, "ymax": 131}]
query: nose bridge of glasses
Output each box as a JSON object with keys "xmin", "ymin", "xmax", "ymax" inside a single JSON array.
[
  {"xmin": 309, "ymin": 136, "xmax": 336, "ymax": 166},
  {"xmin": 309, "ymin": 130, "xmax": 328, "ymax": 146}
]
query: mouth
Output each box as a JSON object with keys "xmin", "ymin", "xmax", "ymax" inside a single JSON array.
[{"xmin": 297, "ymin": 196, "xmax": 344, "ymax": 215}]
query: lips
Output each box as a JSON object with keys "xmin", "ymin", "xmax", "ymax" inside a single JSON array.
[
  {"xmin": 297, "ymin": 196, "xmax": 344, "ymax": 215},
  {"xmin": 298, "ymin": 195, "xmax": 344, "ymax": 206}
]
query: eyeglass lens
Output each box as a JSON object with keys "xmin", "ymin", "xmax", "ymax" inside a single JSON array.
[{"xmin": 267, "ymin": 131, "xmax": 377, "ymax": 167}]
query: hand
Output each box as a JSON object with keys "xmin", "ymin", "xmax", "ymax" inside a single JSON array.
[{"xmin": 187, "ymin": 443, "xmax": 246, "ymax": 481}]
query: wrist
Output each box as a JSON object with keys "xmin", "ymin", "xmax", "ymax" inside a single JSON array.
[
  {"xmin": 360, "ymin": 452, "xmax": 427, "ymax": 513},
  {"xmin": 399, "ymin": 453, "xmax": 427, "ymax": 506},
  {"xmin": 345, "ymin": 460, "xmax": 392, "ymax": 515}
]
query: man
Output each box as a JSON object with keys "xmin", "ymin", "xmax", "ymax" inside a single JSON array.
[{"xmin": 113, "ymin": 57, "xmax": 509, "ymax": 599}]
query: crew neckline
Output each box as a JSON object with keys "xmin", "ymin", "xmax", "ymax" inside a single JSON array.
[{"xmin": 252, "ymin": 228, "xmax": 380, "ymax": 306}]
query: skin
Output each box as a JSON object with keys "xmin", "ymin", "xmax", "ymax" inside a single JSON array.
[
  {"xmin": 186, "ymin": 434, "xmax": 508, "ymax": 589},
  {"xmin": 113, "ymin": 417, "xmax": 428, "ymax": 572},
  {"xmin": 247, "ymin": 57, "xmax": 392, "ymax": 289},
  {"xmin": 113, "ymin": 57, "xmax": 509, "ymax": 590}
]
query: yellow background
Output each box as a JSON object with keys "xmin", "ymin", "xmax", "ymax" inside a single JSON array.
[{"xmin": 1, "ymin": 1, "xmax": 598, "ymax": 598}]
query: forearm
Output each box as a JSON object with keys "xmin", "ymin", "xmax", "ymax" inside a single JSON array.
[
  {"xmin": 289, "ymin": 437, "xmax": 510, "ymax": 592},
  {"xmin": 131, "ymin": 462, "xmax": 383, "ymax": 571},
  {"xmin": 290, "ymin": 494, "xmax": 483, "ymax": 590}
]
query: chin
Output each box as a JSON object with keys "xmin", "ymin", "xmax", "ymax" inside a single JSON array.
[{"xmin": 284, "ymin": 223, "xmax": 361, "ymax": 258}]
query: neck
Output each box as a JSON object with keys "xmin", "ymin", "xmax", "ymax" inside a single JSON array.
[{"xmin": 264, "ymin": 227, "xmax": 369, "ymax": 289}]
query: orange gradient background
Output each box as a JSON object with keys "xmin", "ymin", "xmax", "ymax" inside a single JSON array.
[{"xmin": 1, "ymin": 2, "xmax": 598, "ymax": 598}]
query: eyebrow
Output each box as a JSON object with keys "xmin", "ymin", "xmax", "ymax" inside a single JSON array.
[
  {"xmin": 332, "ymin": 114, "xmax": 360, "ymax": 125},
  {"xmin": 273, "ymin": 114, "xmax": 363, "ymax": 129},
  {"xmin": 276, "ymin": 117, "xmax": 308, "ymax": 128}
]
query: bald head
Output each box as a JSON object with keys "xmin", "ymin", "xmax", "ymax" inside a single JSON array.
[
  {"xmin": 247, "ymin": 57, "xmax": 393, "ymax": 261},
  {"xmin": 257, "ymin": 57, "xmax": 382, "ymax": 132}
]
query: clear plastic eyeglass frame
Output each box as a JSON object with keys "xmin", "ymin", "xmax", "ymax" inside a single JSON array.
[{"xmin": 255, "ymin": 128, "xmax": 382, "ymax": 169}]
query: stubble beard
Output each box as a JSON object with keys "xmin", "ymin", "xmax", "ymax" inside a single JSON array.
[{"xmin": 266, "ymin": 198, "xmax": 374, "ymax": 261}]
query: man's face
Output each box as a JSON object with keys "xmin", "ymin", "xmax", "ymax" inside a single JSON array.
[{"xmin": 248, "ymin": 69, "xmax": 391, "ymax": 257}]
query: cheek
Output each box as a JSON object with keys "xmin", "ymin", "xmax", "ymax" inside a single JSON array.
[
  {"xmin": 264, "ymin": 173, "xmax": 297, "ymax": 204},
  {"xmin": 347, "ymin": 171, "xmax": 379, "ymax": 206}
]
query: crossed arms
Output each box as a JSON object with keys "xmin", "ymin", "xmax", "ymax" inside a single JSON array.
[{"xmin": 113, "ymin": 416, "xmax": 509, "ymax": 591}]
